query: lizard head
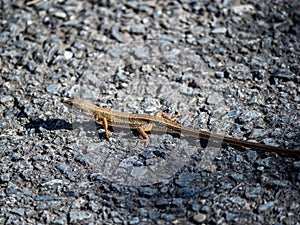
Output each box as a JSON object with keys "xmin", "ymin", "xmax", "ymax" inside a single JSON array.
[{"xmin": 61, "ymin": 97, "xmax": 97, "ymax": 117}]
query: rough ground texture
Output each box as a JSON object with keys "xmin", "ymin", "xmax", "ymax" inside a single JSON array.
[{"xmin": 1, "ymin": 0, "xmax": 300, "ymax": 224}]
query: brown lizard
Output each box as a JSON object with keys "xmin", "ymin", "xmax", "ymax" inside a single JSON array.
[{"xmin": 61, "ymin": 97, "xmax": 300, "ymax": 156}]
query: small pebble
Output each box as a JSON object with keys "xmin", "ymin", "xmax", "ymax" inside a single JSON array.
[{"xmin": 193, "ymin": 213, "xmax": 206, "ymax": 223}]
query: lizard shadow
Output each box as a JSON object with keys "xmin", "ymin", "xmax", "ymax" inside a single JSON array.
[
  {"xmin": 25, "ymin": 118, "xmax": 73, "ymax": 131},
  {"xmin": 24, "ymin": 118, "xmax": 111, "ymax": 141},
  {"xmin": 24, "ymin": 118, "xmax": 137, "ymax": 139}
]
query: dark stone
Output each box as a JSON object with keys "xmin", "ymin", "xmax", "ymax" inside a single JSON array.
[
  {"xmin": 200, "ymin": 205, "xmax": 210, "ymax": 213},
  {"xmin": 176, "ymin": 188, "xmax": 196, "ymax": 197},
  {"xmin": 133, "ymin": 160, "xmax": 144, "ymax": 167},
  {"xmin": 155, "ymin": 198, "xmax": 169, "ymax": 207},
  {"xmin": 148, "ymin": 210, "xmax": 160, "ymax": 219},
  {"xmin": 25, "ymin": 61, "xmax": 36, "ymax": 72},
  {"xmin": 264, "ymin": 114, "xmax": 277, "ymax": 124},
  {"xmin": 215, "ymin": 71, "xmax": 224, "ymax": 78},
  {"xmin": 272, "ymin": 71, "xmax": 296, "ymax": 80},
  {"xmin": 111, "ymin": 24, "xmax": 124, "ymax": 43},
  {"xmin": 137, "ymin": 208, "xmax": 148, "ymax": 216},
  {"xmin": 230, "ymin": 123, "xmax": 239, "ymax": 134},
  {"xmin": 153, "ymin": 150, "xmax": 167, "ymax": 158},
  {"xmin": 175, "ymin": 172, "xmax": 198, "ymax": 187},
  {"xmin": 246, "ymin": 150, "xmax": 257, "ymax": 163},
  {"xmin": 230, "ymin": 173, "xmax": 244, "ymax": 181},
  {"xmin": 69, "ymin": 211, "xmax": 93, "ymax": 223},
  {"xmin": 257, "ymin": 201, "xmax": 275, "ymax": 213},
  {"xmin": 225, "ymin": 212, "xmax": 235, "ymax": 222},
  {"xmin": 245, "ymin": 186, "xmax": 261, "ymax": 200},
  {"xmin": 161, "ymin": 214, "xmax": 175, "ymax": 221},
  {"xmin": 226, "ymin": 107, "xmax": 241, "ymax": 118},
  {"xmin": 129, "ymin": 217, "xmax": 140, "ymax": 224},
  {"xmin": 35, "ymin": 196, "xmax": 63, "ymax": 201},
  {"xmin": 255, "ymin": 157, "xmax": 273, "ymax": 167},
  {"xmin": 138, "ymin": 187, "xmax": 157, "ymax": 196},
  {"xmin": 190, "ymin": 202, "xmax": 200, "ymax": 211},
  {"xmin": 229, "ymin": 197, "xmax": 245, "ymax": 206},
  {"xmin": 46, "ymin": 84, "xmax": 60, "ymax": 94},
  {"xmin": 0, "ymin": 173, "xmax": 10, "ymax": 182},
  {"xmin": 138, "ymin": 198, "xmax": 149, "ymax": 206},
  {"xmin": 237, "ymin": 110, "xmax": 262, "ymax": 123},
  {"xmin": 130, "ymin": 24, "xmax": 145, "ymax": 34},
  {"xmin": 139, "ymin": 151, "xmax": 153, "ymax": 159}
]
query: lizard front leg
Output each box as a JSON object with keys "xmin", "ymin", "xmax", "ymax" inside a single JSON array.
[{"xmin": 95, "ymin": 115, "xmax": 112, "ymax": 137}]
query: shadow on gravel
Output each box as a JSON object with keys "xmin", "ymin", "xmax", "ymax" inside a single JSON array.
[{"xmin": 25, "ymin": 118, "xmax": 73, "ymax": 131}]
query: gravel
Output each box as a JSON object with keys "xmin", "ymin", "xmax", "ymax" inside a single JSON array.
[{"xmin": 1, "ymin": 0, "xmax": 300, "ymax": 224}]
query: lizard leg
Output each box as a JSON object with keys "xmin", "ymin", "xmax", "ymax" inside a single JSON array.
[
  {"xmin": 154, "ymin": 111, "xmax": 181, "ymax": 122},
  {"xmin": 136, "ymin": 123, "xmax": 153, "ymax": 141},
  {"xmin": 95, "ymin": 116, "xmax": 112, "ymax": 137}
]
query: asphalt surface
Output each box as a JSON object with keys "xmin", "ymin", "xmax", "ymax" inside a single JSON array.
[{"xmin": 0, "ymin": 0, "xmax": 300, "ymax": 224}]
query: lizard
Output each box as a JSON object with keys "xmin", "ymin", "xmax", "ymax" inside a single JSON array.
[{"xmin": 61, "ymin": 97, "xmax": 300, "ymax": 156}]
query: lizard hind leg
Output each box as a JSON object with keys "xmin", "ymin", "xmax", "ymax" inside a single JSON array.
[
  {"xmin": 154, "ymin": 111, "xmax": 181, "ymax": 122},
  {"xmin": 136, "ymin": 123, "xmax": 153, "ymax": 142}
]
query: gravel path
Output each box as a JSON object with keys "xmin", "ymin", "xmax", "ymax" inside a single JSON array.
[{"xmin": 1, "ymin": 0, "xmax": 299, "ymax": 224}]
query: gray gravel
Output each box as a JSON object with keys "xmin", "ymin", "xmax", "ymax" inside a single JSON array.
[{"xmin": 1, "ymin": 0, "xmax": 300, "ymax": 224}]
